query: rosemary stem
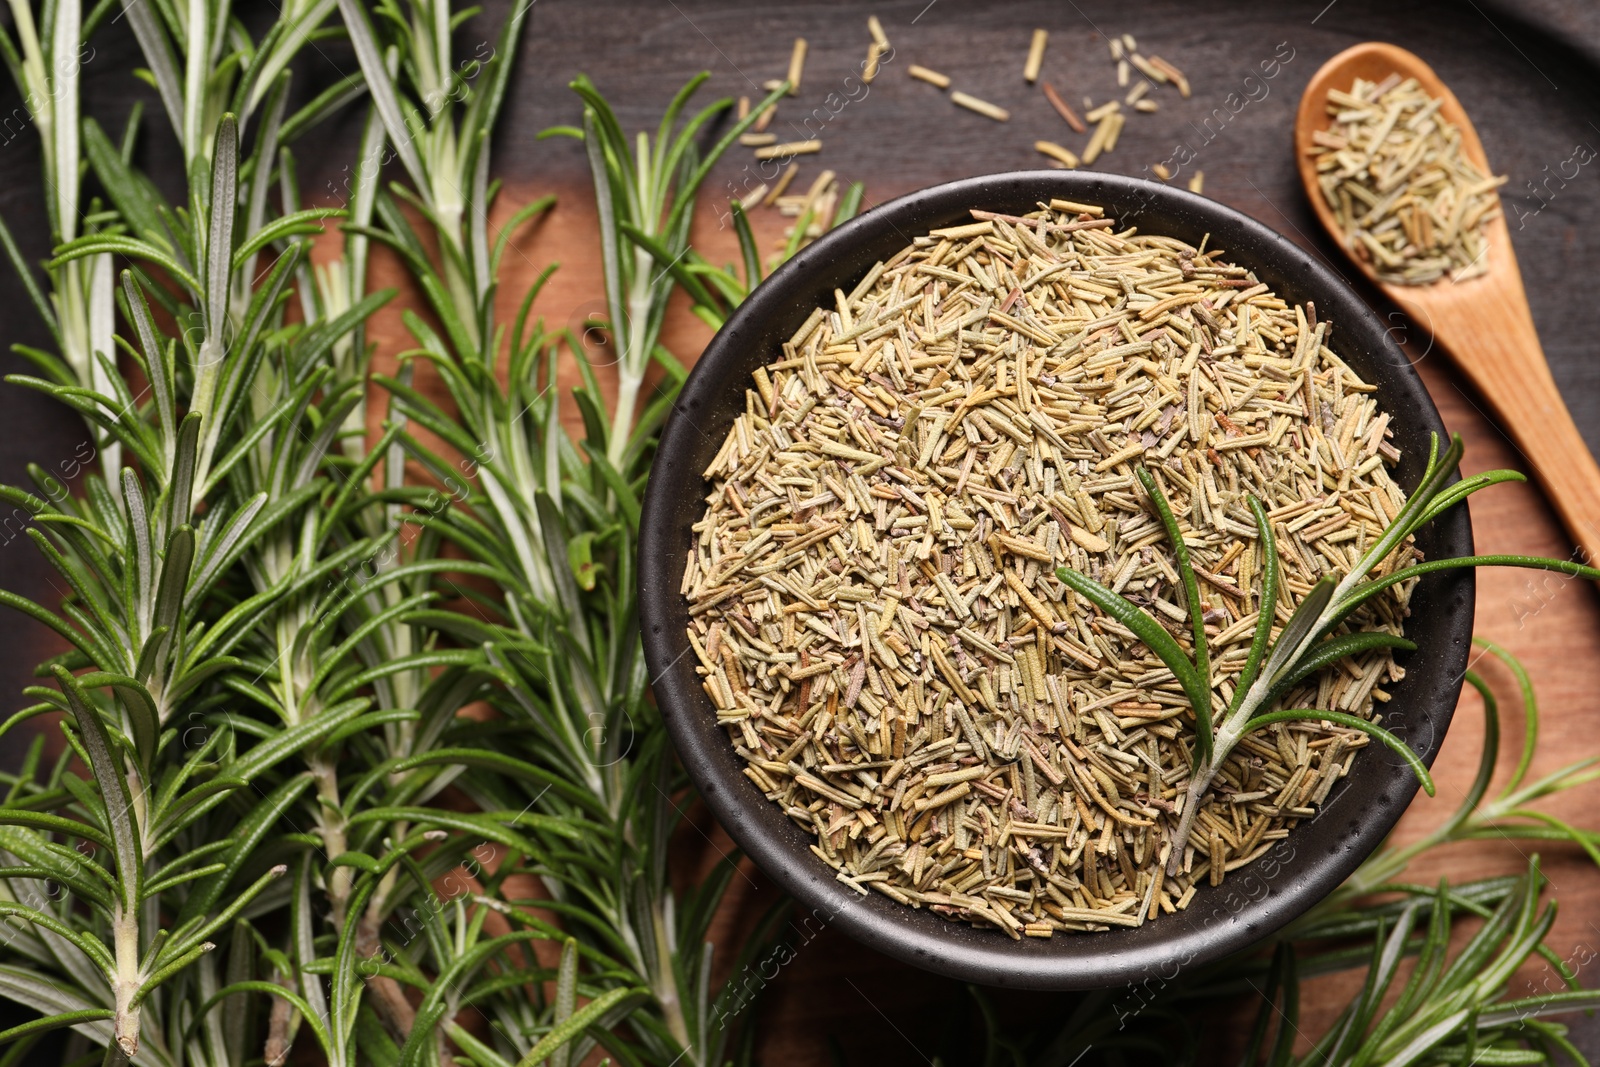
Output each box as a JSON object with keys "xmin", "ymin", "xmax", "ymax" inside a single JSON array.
[
  {"xmin": 442, "ymin": 243, "xmax": 479, "ymax": 351},
  {"xmin": 111, "ymin": 903, "xmax": 141, "ymax": 1057},
  {"xmin": 481, "ymin": 466, "xmax": 552, "ymax": 605},
  {"xmin": 1168, "ymin": 717, "xmax": 1245, "ymax": 876},
  {"xmin": 1169, "ymin": 686, "xmax": 1278, "ymax": 871},
  {"xmin": 610, "ymin": 371, "xmax": 642, "ymax": 470},
  {"xmin": 606, "ymin": 249, "xmax": 655, "ymax": 468},
  {"xmin": 264, "ymin": 975, "xmax": 296, "ymax": 1066},
  {"xmin": 1170, "ymin": 562, "xmax": 1373, "ymax": 870},
  {"xmin": 650, "ymin": 896, "xmax": 694, "ymax": 1063},
  {"xmin": 312, "ymin": 756, "xmax": 353, "ymax": 927}
]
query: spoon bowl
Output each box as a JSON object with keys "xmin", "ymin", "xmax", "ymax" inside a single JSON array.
[{"xmin": 1295, "ymin": 42, "xmax": 1600, "ymax": 564}]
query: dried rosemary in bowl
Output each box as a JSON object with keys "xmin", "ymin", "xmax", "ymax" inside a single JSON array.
[
  {"xmin": 683, "ymin": 200, "xmax": 1420, "ymax": 936},
  {"xmin": 1307, "ymin": 75, "xmax": 1507, "ymax": 284}
]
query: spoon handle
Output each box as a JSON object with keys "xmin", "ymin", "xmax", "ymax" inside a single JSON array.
[{"xmin": 1391, "ymin": 279, "xmax": 1600, "ymax": 567}]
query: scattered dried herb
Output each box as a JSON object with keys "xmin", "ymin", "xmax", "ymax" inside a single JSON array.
[
  {"xmin": 755, "ymin": 138, "xmax": 822, "ymax": 160},
  {"xmin": 865, "ymin": 42, "xmax": 884, "ymax": 83},
  {"xmin": 868, "ymin": 15, "xmax": 889, "ymax": 49},
  {"xmin": 1036, "ymin": 140, "xmax": 1081, "ymax": 169},
  {"xmin": 952, "ymin": 90, "xmax": 1010, "ymax": 122},
  {"xmin": 768, "ymin": 169, "xmax": 856, "ymax": 253},
  {"xmin": 788, "ymin": 37, "xmax": 808, "ymax": 95},
  {"xmin": 1025, "ymin": 28, "xmax": 1049, "ymax": 84},
  {"xmin": 1044, "ymin": 82, "xmax": 1088, "ymax": 132}
]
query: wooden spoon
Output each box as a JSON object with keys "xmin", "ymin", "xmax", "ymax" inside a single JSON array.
[{"xmin": 1296, "ymin": 41, "xmax": 1600, "ymax": 565}]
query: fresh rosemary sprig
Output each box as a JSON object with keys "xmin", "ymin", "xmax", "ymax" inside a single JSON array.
[
  {"xmin": 1059, "ymin": 431, "xmax": 1600, "ymax": 869},
  {"xmin": 0, "ymin": 0, "xmax": 450, "ymax": 1061},
  {"xmin": 551, "ymin": 72, "xmax": 789, "ymax": 469},
  {"xmin": 0, "ymin": 0, "xmax": 364, "ymax": 484},
  {"xmin": 340, "ymin": 1, "xmax": 856, "ymax": 1061},
  {"xmin": 1221, "ymin": 857, "xmax": 1598, "ymax": 1067},
  {"xmin": 1308, "ymin": 637, "xmax": 1600, "ymax": 907}
]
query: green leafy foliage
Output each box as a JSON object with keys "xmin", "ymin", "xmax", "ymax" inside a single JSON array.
[
  {"xmin": 0, "ymin": 0, "xmax": 851, "ymax": 1062},
  {"xmin": 366, "ymin": 17, "xmax": 856, "ymax": 1055}
]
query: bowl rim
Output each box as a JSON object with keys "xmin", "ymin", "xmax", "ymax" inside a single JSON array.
[{"xmin": 637, "ymin": 170, "xmax": 1474, "ymax": 990}]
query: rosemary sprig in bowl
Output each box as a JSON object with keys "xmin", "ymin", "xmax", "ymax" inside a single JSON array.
[{"xmin": 1059, "ymin": 431, "xmax": 1600, "ymax": 873}]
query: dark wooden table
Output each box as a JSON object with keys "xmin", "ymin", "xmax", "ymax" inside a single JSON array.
[{"xmin": 5, "ymin": 0, "xmax": 1600, "ymax": 1061}]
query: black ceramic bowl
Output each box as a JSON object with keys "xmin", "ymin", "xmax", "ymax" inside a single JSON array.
[{"xmin": 638, "ymin": 172, "xmax": 1473, "ymax": 990}]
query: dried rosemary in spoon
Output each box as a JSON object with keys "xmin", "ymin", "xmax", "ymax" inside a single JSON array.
[
  {"xmin": 686, "ymin": 200, "xmax": 1424, "ymax": 935},
  {"xmin": 1307, "ymin": 75, "xmax": 1507, "ymax": 284}
]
